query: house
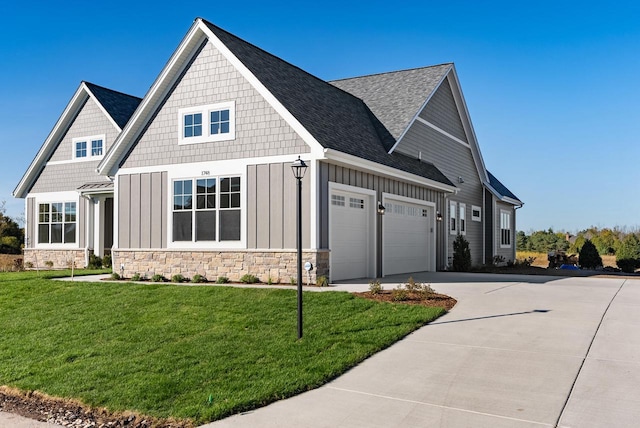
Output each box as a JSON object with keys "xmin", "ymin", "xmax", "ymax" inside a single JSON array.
[{"xmin": 13, "ymin": 18, "xmax": 522, "ymax": 282}]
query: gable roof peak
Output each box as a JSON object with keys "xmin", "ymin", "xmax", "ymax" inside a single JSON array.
[{"xmin": 331, "ymin": 62, "xmax": 453, "ymax": 83}]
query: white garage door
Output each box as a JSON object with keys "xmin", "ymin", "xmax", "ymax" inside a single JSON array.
[
  {"xmin": 329, "ymin": 191, "xmax": 372, "ymax": 281},
  {"xmin": 383, "ymin": 199, "xmax": 433, "ymax": 276}
]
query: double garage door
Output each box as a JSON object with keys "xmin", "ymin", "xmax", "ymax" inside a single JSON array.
[{"xmin": 330, "ymin": 187, "xmax": 435, "ymax": 281}]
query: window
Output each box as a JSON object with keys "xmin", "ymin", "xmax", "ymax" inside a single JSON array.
[
  {"xmin": 349, "ymin": 198, "xmax": 364, "ymax": 209},
  {"xmin": 331, "ymin": 195, "xmax": 345, "ymax": 206},
  {"xmin": 73, "ymin": 135, "xmax": 105, "ymax": 160},
  {"xmin": 75, "ymin": 141, "xmax": 87, "ymax": 158},
  {"xmin": 459, "ymin": 203, "xmax": 466, "ymax": 235},
  {"xmin": 172, "ymin": 176, "xmax": 241, "ymax": 242},
  {"xmin": 500, "ymin": 210, "xmax": 511, "ymax": 247},
  {"xmin": 179, "ymin": 102, "xmax": 235, "ymax": 145},
  {"xmin": 38, "ymin": 202, "xmax": 76, "ymax": 244},
  {"xmin": 472, "ymin": 205, "xmax": 481, "ymax": 222},
  {"xmin": 449, "ymin": 201, "xmax": 457, "ymax": 234},
  {"xmin": 183, "ymin": 113, "xmax": 202, "ymax": 138},
  {"xmin": 91, "ymin": 139, "xmax": 103, "ymax": 156}
]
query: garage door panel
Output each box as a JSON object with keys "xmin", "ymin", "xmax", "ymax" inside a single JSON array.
[
  {"xmin": 383, "ymin": 200, "xmax": 433, "ymax": 276},
  {"xmin": 330, "ymin": 192, "xmax": 371, "ymax": 281}
]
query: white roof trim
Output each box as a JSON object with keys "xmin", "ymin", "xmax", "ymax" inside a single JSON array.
[
  {"xmin": 485, "ymin": 183, "xmax": 523, "ymax": 207},
  {"xmin": 323, "ymin": 148, "xmax": 458, "ymax": 194},
  {"xmin": 98, "ymin": 19, "xmax": 325, "ymax": 176}
]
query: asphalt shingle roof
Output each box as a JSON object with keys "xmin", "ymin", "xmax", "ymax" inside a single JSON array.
[
  {"xmin": 330, "ymin": 65, "xmax": 452, "ymax": 143},
  {"xmin": 488, "ymin": 171, "xmax": 521, "ymax": 203},
  {"xmin": 85, "ymin": 82, "xmax": 142, "ymax": 129},
  {"xmin": 203, "ymin": 20, "xmax": 454, "ymax": 188}
]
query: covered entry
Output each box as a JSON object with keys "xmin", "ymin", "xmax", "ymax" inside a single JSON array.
[
  {"xmin": 382, "ymin": 194, "xmax": 435, "ymax": 275},
  {"xmin": 329, "ymin": 183, "xmax": 376, "ymax": 281}
]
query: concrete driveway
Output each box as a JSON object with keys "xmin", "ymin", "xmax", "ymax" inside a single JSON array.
[{"xmin": 3, "ymin": 273, "xmax": 639, "ymax": 427}]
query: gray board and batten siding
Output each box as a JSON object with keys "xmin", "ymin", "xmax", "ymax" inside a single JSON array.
[
  {"xmin": 119, "ymin": 40, "xmax": 309, "ymax": 171},
  {"xmin": 118, "ymin": 173, "xmax": 168, "ymax": 249},
  {"xmin": 319, "ymin": 162, "xmax": 448, "ymax": 272}
]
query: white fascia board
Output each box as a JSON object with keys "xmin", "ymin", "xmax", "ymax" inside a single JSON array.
[
  {"xmin": 82, "ymin": 83, "xmax": 122, "ymax": 133},
  {"xmin": 484, "ymin": 183, "xmax": 523, "ymax": 207},
  {"xmin": 388, "ymin": 64, "xmax": 452, "ymax": 155},
  {"xmin": 14, "ymin": 85, "xmax": 89, "ymax": 198},
  {"xmin": 323, "ymin": 148, "xmax": 457, "ymax": 194},
  {"xmin": 200, "ymin": 21, "xmax": 325, "ymax": 158},
  {"xmin": 446, "ymin": 66, "xmax": 490, "ymax": 183},
  {"xmin": 98, "ymin": 21, "xmax": 207, "ymax": 177}
]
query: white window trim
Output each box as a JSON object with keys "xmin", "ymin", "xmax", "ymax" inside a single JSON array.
[
  {"xmin": 471, "ymin": 205, "xmax": 481, "ymax": 222},
  {"xmin": 500, "ymin": 209, "xmax": 512, "ymax": 248},
  {"xmin": 178, "ymin": 101, "xmax": 236, "ymax": 145},
  {"xmin": 72, "ymin": 135, "xmax": 105, "ymax": 161},
  {"xmin": 459, "ymin": 203, "xmax": 466, "ymax": 235},
  {"xmin": 33, "ymin": 191, "xmax": 79, "ymax": 249},
  {"xmin": 167, "ymin": 172, "xmax": 245, "ymax": 250},
  {"xmin": 449, "ymin": 201, "xmax": 457, "ymax": 235}
]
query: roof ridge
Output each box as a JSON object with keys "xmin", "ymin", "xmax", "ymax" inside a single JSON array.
[
  {"xmin": 330, "ymin": 63, "xmax": 453, "ymax": 83},
  {"xmin": 83, "ymin": 81, "xmax": 142, "ymax": 101}
]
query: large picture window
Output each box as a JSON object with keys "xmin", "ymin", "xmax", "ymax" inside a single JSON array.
[
  {"xmin": 500, "ymin": 210, "xmax": 512, "ymax": 247},
  {"xmin": 172, "ymin": 176, "xmax": 241, "ymax": 242},
  {"xmin": 38, "ymin": 202, "xmax": 76, "ymax": 244}
]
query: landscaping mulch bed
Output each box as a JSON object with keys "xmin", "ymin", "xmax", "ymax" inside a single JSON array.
[
  {"xmin": 0, "ymin": 386, "xmax": 191, "ymax": 428},
  {"xmin": 353, "ymin": 290, "xmax": 457, "ymax": 311}
]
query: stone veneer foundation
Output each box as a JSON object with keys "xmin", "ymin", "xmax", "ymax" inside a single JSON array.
[
  {"xmin": 112, "ymin": 249, "xmax": 330, "ymax": 284},
  {"xmin": 23, "ymin": 249, "xmax": 87, "ymax": 270}
]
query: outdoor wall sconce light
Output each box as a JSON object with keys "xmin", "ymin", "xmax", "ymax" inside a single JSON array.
[
  {"xmin": 377, "ymin": 201, "xmax": 386, "ymax": 215},
  {"xmin": 436, "ymin": 211, "xmax": 443, "ymax": 221},
  {"xmin": 458, "ymin": 176, "xmax": 464, "ymax": 183},
  {"xmin": 290, "ymin": 156, "xmax": 307, "ymax": 339}
]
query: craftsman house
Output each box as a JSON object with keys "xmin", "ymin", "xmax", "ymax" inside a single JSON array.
[{"xmin": 14, "ymin": 18, "xmax": 522, "ymax": 282}]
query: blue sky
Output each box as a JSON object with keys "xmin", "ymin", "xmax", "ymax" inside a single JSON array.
[{"xmin": 1, "ymin": 0, "xmax": 638, "ymax": 233}]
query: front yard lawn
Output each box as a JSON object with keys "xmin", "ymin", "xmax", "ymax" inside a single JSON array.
[{"xmin": 0, "ymin": 271, "xmax": 446, "ymax": 425}]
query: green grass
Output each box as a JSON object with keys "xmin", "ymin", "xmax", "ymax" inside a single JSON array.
[{"xmin": 0, "ymin": 271, "xmax": 446, "ymax": 424}]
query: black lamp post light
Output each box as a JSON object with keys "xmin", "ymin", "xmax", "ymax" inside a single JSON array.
[{"xmin": 290, "ymin": 156, "xmax": 308, "ymax": 339}]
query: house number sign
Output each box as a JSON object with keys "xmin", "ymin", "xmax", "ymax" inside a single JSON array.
[{"xmin": 201, "ymin": 171, "xmax": 210, "ymax": 176}]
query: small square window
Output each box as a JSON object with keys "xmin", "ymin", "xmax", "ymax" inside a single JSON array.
[
  {"xmin": 184, "ymin": 113, "xmax": 203, "ymax": 138},
  {"xmin": 91, "ymin": 139, "xmax": 103, "ymax": 156},
  {"xmin": 75, "ymin": 141, "xmax": 87, "ymax": 158},
  {"xmin": 472, "ymin": 205, "xmax": 481, "ymax": 222}
]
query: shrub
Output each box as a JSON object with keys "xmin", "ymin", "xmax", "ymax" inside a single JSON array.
[
  {"xmin": 191, "ymin": 274, "xmax": 207, "ymax": 283},
  {"xmin": 417, "ymin": 282, "xmax": 436, "ymax": 296},
  {"xmin": 110, "ymin": 272, "xmax": 121, "ymax": 280},
  {"xmin": 492, "ymin": 255, "xmax": 506, "ymax": 266},
  {"xmin": 267, "ymin": 276, "xmax": 274, "ymax": 285},
  {"xmin": 102, "ymin": 254, "xmax": 112, "ymax": 268},
  {"xmin": 316, "ymin": 275, "xmax": 329, "ymax": 287},
  {"xmin": 131, "ymin": 272, "xmax": 142, "ymax": 281},
  {"xmin": 240, "ymin": 274, "xmax": 259, "ymax": 284},
  {"xmin": 579, "ymin": 239, "xmax": 602, "ymax": 269},
  {"xmin": 25, "ymin": 261, "xmax": 34, "ymax": 269},
  {"xmin": 290, "ymin": 277, "xmax": 296, "ymax": 285},
  {"xmin": 88, "ymin": 254, "xmax": 103, "ymax": 269},
  {"xmin": 617, "ymin": 234, "xmax": 640, "ymax": 273},
  {"xmin": 392, "ymin": 285, "xmax": 408, "ymax": 301},
  {"xmin": 216, "ymin": 276, "xmax": 230, "ymax": 284},
  {"xmin": 171, "ymin": 274, "xmax": 185, "ymax": 283},
  {"xmin": 45, "ymin": 261, "xmax": 54, "ymax": 268},
  {"xmin": 405, "ymin": 277, "xmax": 418, "ymax": 291},
  {"xmin": 369, "ymin": 279, "xmax": 383, "ymax": 295},
  {"xmin": 452, "ymin": 235, "xmax": 472, "ymax": 272},
  {"xmin": 151, "ymin": 274, "xmax": 165, "ymax": 282},
  {"xmin": 514, "ymin": 256, "xmax": 536, "ymax": 267}
]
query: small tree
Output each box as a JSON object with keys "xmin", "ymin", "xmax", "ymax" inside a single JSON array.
[
  {"xmin": 617, "ymin": 234, "xmax": 640, "ymax": 273},
  {"xmin": 451, "ymin": 234, "xmax": 472, "ymax": 272},
  {"xmin": 579, "ymin": 239, "xmax": 602, "ymax": 269}
]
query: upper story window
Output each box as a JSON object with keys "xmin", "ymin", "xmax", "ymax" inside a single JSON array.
[
  {"xmin": 38, "ymin": 202, "xmax": 76, "ymax": 244},
  {"xmin": 179, "ymin": 101, "xmax": 235, "ymax": 145},
  {"xmin": 73, "ymin": 135, "xmax": 105, "ymax": 160},
  {"xmin": 472, "ymin": 205, "xmax": 482, "ymax": 222}
]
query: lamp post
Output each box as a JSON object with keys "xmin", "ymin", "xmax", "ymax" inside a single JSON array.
[{"xmin": 291, "ymin": 156, "xmax": 308, "ymax": 339}]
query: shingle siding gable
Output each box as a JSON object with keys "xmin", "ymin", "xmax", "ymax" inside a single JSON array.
[{"xmin": 120, "ymin": 40, "xmax": 309, "ymax": 169}]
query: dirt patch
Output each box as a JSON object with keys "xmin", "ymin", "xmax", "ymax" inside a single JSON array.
[
  {"xmin": 0, "ymin": 386, "xmax": 192, "ymax": 428},
  {"xmin": 353, "ymin": 290, "xmax": 457, "ymax": 311}
]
